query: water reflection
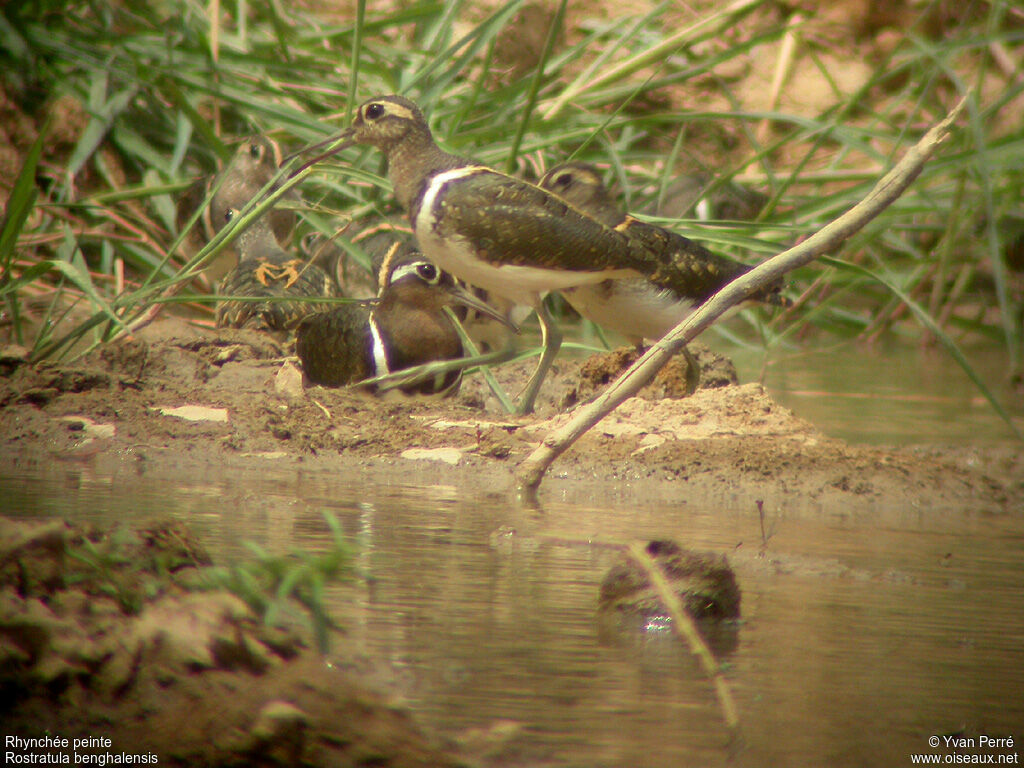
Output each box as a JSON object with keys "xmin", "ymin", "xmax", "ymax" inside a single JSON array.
[
  {"xmin": 727, "ymin": 340, "xmax": 1022, "ymax": 445},
  {"xmin": 2, "ymin": 455, "xmax": 1021, "ymax": 767}
]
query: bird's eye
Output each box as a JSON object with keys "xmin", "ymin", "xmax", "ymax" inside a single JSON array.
[
  {"xmin": 415, "ymin": 262, "xmax": 439, "ymax": 283},
  {"xmin": 554, "ymin": 173, "xmax": 573, "ymax": 188},
  {"xmin": 248, "ymin": 142, "xmax": 263, "ymax": 161},
  {"xmin": 365, "ymin": 103, "xmax": 386, "ymax": 121},
  {"xmin": 224, "ymin": 208, "xmax": 237, "ymax": 223}
]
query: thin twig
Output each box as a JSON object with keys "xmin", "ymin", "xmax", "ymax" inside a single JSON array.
[
  {"xmin": 516, "ymin": 93, "xmax": 969, "ymax": 495},
  {"xmin": 312, "ymin": 398, "xmax": 331, "ymax": 420}
]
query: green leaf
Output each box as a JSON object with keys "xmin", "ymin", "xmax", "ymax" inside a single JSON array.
[
  {"xmin": 0, "ymin": 261, "xmax": 54, "ymax": 297},
  {"xmin": 0, "ymin": 128, "xmax": 44, "ymax": 269},
  {"xmin": 67, "ymin": 82, "xmax": 138, "ymax": 179},
  {"xmin": 0, "ymin": 128, "xmax": 45, "ymax": 344}
]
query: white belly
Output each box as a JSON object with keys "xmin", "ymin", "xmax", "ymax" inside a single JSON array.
[
  {"xmin": 415, "ymin": 228, "xmax": 634, "ymax": 308},
  {"xmin": 563, "ymin": 278, "xmax": 694, "ymax": 343},
  {"xmin": 413, "ymin": 167, "xmax": 637, "ymax": 308}
]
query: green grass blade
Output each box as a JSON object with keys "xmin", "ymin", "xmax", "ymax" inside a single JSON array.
[
  {"xmin": 346, "ymin": 0, "xmax": 365, "ymax": 120},
  {"xmin": 0, "ymin": 128, "xmax": 45, "ymax": 344},
  {"xmin": 443, "ymin": 306, "xmax": 516, "ymax": 413}
]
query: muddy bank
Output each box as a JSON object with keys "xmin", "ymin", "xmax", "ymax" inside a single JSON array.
[
  {"xmin": 1, "ymin": 511, "xmax": 747, "ymax": 768},
  {"xmin": 0, "ymin": 317, "xmax": 1020, "ymax": 518},
  {"xmin": 2, "ymin": 318, "xmax": 1023, "ymax": 768},
  {"xmin": 0, "ymin": 516, "xmax": 471, "ymax": 768}
]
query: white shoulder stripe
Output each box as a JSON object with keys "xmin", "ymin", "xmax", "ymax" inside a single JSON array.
[
  {"xmin": 367, "ymin": 313, "xmax": 390, "ymax": 377},
  {"xmin": 415, "ymin": 166, "xmax": 490, "ymax": 233}
]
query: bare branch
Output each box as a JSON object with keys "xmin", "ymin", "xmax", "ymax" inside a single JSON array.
[{"xmin": 516, "ymin": 93, "xmax": 970, "ymax": 495}]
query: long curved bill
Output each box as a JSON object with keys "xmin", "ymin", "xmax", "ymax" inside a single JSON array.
[
  {"xmin": 282, "ymin": 129, "xmax": 356, "ymax": 178},
  {"xmin": 445, "ymin": 283, "xmax": 519, "ymax": 332}
]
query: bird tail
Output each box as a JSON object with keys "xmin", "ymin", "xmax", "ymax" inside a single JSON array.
[{"xmin": 629, "ymin": 226, "xmax": 790, "ymax": 308}]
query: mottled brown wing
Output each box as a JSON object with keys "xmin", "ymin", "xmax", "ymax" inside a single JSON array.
[
  {"xmin": 435, "ymin": 172, "xmax": 646, "ymax": 273},
  {"xmin": 296, "ymin": 304, "xmax": 374, "ymax": 387},
  {"xmin": 216, "ymin": 255, "xmax": 334, "ymax": 331},
  {"xmin": 620, "ymin": 219, "xmax": 747, "ymax": 301}
]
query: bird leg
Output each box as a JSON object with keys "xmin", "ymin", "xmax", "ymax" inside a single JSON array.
[
  {"xmin": 516, "ymin": 298, "xmax": 562, "ymax": 416},
  {"xmin": 635, "ymin": 338, "xmax": 700, "ymax": 396}
]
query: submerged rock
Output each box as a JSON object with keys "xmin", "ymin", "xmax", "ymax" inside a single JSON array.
[{"xmin": 599, "ymin": 539, "xmax": 741, "ymax": 656}]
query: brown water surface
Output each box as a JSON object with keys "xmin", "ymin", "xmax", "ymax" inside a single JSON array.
[{"xmin": 4, "ymin": 441, "xmax": 1022, "ymax": 767}]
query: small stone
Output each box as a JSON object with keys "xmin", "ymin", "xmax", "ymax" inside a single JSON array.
[
  {"xmin": 250, "ymin": 700, "xmax": 309, "ymax": 741},
  {"xmin": 58, "ymin": 415, "xmax": 116, "ymax": 439},
  {"xmin": 154, "ymin": 405, "xmax": 229, "ymax": 422},
  {"xmin": 274, "ymin": 361, "xmax": 305, "ymax": 400},
  {"xmin": 0, "ymin": 344, "xmax": 29, "ymax": 376},
  {"xmin": 631, "ymin": 433, "xmax": 667, "ymax": 456},
  {"xmin": 244, "ymin": 700, "xmax": 310, "ymax": 764}
]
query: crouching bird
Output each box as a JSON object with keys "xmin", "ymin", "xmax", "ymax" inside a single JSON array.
[
  {"xmin": 177, "ymin": 136, "xmax": 298, "ymax": 283},
  {"xmin": 296, "ymin": 244, "xmax": 516, "ymax": 398},
  {"xmin": 215, "ymin": 207, "xmax": 335, "ymax": 332}
]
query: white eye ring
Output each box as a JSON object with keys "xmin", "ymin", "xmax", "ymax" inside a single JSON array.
[
  {"xmin": 390, "ymin": 260, "xmax": 440, "ymax": 286},
  {"xmin": 415, "ymin": 262, "xmax": 439, "ymax": 283}
]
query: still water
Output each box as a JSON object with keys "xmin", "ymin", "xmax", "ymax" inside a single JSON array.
[
  {"xmin": 3, "ymin": 341, "xmax": 1023, "ymax": 766},
  {"xmin": 728, "ymin": 339, "xmax": 1023, "ymax": 445},
  {"xmin": 3, "ymin": 447, "xmax": 1022, "ymax": 767}
]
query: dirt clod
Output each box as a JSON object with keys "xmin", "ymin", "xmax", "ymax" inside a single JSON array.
[{"xmin": 0, "ymin": 517, "xmax": 467, "ymax": 768}]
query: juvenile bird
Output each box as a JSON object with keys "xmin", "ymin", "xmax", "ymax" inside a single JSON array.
[
  {"xmin": 295, "ymin": 95, "xmax": 734, "ymax": 414},
  {"xmin": 215, "ymin": 208, "xmax": 334, "ymax": 332},
  {"xmin": 300, "ymin": 217, "xmax": 417, "ymax": 300},
  {"xmin": 295, "ymin": 244, "xmax": 515, "ymax": 397},
  {"xmin": 538, "ymin": 161, "xmax": 788, "ymax": 345},
  {"xmin": 302, "ymin": 221, "xmax": 517, "ymax": 352},
  {"xmin": 177, "ymin": 136, "xmax": 297, "ymax": 282}
]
